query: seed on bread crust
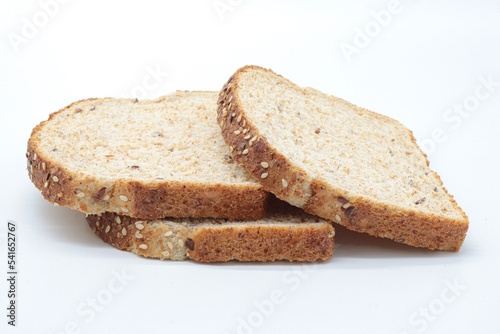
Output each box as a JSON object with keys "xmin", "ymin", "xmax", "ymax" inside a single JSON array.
[
  {"xmin": 185, "ymin": 238, "xmax": 195, "ymax": 251},
  {"xmin": 97, "ymin": 187, "xmax": 106, "ymax": 198},
  {"xmin": 261, "ymin": 173, "xmax": 268, "ymax": 179},
  {"xmin": 119, "ymin": 195, "xmax": 128, "ymax": 202},
  {"xmin": 260, "ymin": 162, "xmax": 269, "ymax": 168},
  {"xmin": 139, "ymin": 244, "xmax": 148, "ymax": 249},
  {"xmin": 282, "ymin": 179, "xmax": 288, "ymax": 188},
  {"xmin": 345, "ymin": 206, "xmax": 355, "ymax": 216},
  {"xmin": 337, "ymin": 196, "xmax": 349, "ymax": 204}
]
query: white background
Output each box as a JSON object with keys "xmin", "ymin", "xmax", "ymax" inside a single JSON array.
[{"xmin": 1, "ymin": 1, "xmax": 499, "ymax": 333}]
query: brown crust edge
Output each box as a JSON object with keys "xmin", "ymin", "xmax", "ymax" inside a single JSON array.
[
  {"xmin": 87, "ymin": 212, "xmax": 335, "ymax": 262},
  {"xmin": 26, "ymin": 93, "xmax": 269, "ymax": 220},
  {"xmin": 190, "ymin": 223, "xmax": 334, "ymax": 262},
  {"xmin": 216, "ymin": 65, "xmax": 469, "ymax": 251}
]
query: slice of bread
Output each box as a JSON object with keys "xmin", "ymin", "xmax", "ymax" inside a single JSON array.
[
  {"xmin": 87, "ymin": 199, "xmax": 334, "ymax": 262},
  {"xmin": 27, "ymin": 91, "xmax": 268, "ymax": 220},
  {"xmin": 216, "ymin": 65, "xmax": 469, "ymax": 251}
]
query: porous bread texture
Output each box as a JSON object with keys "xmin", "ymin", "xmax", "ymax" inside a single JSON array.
[
  {"xmin": 216, "ymin": 65, "xmax": 469, "ymax": 251},
  {"xmin": 87, "ymin": 200, "xmax": 335, "ymax": 262},
  {"xmin": 27, "ymin": 91, "xmax": 268, "ymax": 220}
]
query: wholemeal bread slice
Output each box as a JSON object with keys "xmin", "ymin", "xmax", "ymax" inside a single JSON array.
[
  {"xmin": 27, "ymin": 91, "xmax": 268, "ymax": 220},
  {"xmin": 216, "ymin": 65, "xmax": 468, "ymax": 251},
  {"xmin": 87, "ymin": 199, "xmax": 334, "ymax": 262}
]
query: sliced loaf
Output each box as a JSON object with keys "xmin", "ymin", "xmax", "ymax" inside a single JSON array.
[
  {"xmin": 87, "ymin": 199, "xmax": 335, "ymax": 262},
  {"xmin": 27, "ymin": 91, "xmax": 268, "ymax": 220},
  {"xmin": 216, "ymin": 65, "xmax": 468, "ymax": 251}
]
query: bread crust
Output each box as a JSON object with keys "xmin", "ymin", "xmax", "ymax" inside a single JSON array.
[
  {"xmin": 87, "ymin": 212, "xmax": 335, "ymax": 262},
  {"xmin": 216, "ymin": 66, "xmax": 468, "ymax": 251},
  {"xmin": 27, "ymin": 94, "xmax": 268, "ymax": 220}
]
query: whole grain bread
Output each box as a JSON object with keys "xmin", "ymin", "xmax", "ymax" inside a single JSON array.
[
  {"xmin": 27, "ymin": 91, "xmax": 268, "ymax": 220},
  {"xmin": 87, "ymin": 199, "xmax": 334, "ymax": 262},
  {"xmin": 216, "ymin": 65, "xmax": 468, "ymax": 251}
]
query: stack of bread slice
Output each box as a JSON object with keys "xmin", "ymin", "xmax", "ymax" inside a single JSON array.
[
  {"xmin": 27, "ymin": 66, "xmax": 469, "ymax": 262},
  {"xmin": 27, "ymin": 91, "xmax": 334, "ymax": 262}
]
